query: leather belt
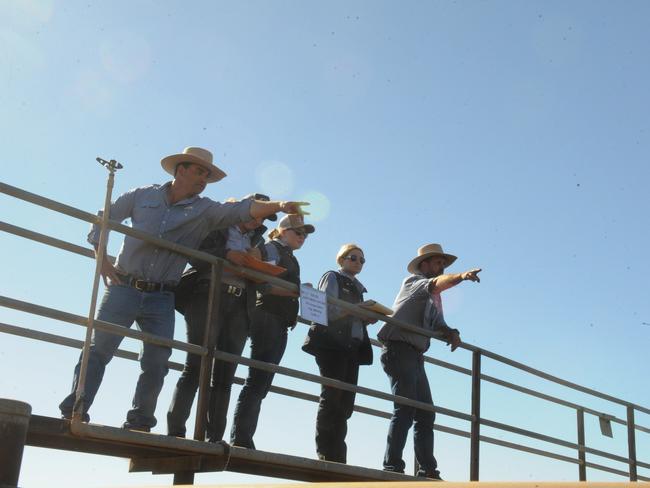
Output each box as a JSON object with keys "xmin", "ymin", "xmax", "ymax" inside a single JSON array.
[{"xmin": 126, "ymin": 276, "xmax": 176, "ymax": 293}]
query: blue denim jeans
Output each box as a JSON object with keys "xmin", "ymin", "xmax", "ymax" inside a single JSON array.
[
  {"xmin": 167, "ymin": 284, "xmax": 250, "ymax": 441},
  {"xmin": 381, "ymin": 341, "xmax": 438, "ymax": 476},
  {"xmin": 59, "ymin": 284, "xmax": 175, "ymax": 429},
  {"xmin": 230, "ymin": 309, "xmax": 289, "ymax": 448}
]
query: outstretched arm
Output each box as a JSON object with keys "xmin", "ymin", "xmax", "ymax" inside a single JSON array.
[
  {"xmin": 249, "ymin": 200, "xmax": 310, "ymax": 219},
  {"xmin": 430, "ymin": 268, "xmax": 482, "ymax": 294}
]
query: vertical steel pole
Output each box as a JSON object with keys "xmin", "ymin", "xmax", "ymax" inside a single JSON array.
[
  {"xmin": 193, "ymin": 260, "xmax": 224, "ymax": 440},
  {"xmin": 576, "ymin": 408, "xmax": 586, "ymax": 481},
  {"xmin": 0, "ymin": 399, "xmax": 31, "ymax": 488},
  {"xmin": 469, "ymin": 350, "xmax": 481, "ymax": 481},
  {"xmin": 173, "ymin": 262, "xmax": 223, "ymax": 485},
  {"xmin": 627, "ymin": 406, "xmax": 637, "ymax": 481},
  {"xmin": 72, "ymin": 160, "xmax": 120, "ymax": 423}
]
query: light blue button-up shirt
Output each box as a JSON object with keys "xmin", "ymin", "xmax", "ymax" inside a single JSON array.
[{"xmin": 88, "ymin": 181, "xmax": 252, "ymax": 284}]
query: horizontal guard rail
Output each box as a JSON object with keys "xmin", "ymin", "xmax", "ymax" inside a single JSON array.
[
  {"xmin": 0, "ymin": 295, "xmax": 205, "ymax": 357},
  {"xmin": 3, "ymin": 179, "xmax": 650, "ymax": 414},
  {"xmin": 4, "ymin": 318, "xmax": 649, "ymax": 481},
  {"xmin": 3, "ymin": 216, "xmax": 649, "ymax": 435},
  {"xmin": 2, "ymin": 180, "xmax": 650, "ymax": 482}
]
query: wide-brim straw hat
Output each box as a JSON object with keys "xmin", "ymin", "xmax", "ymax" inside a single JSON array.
[
  {"xmin": 160, "ymin": 147, "xmax": 227, "ymax": 183},
  {"xmin": 268, "ymin": 214, "xmax": 315, "ymax": 240},
  {"xmin": 407, "ymin": 243, "xmax": 457, "ymax": 274}
]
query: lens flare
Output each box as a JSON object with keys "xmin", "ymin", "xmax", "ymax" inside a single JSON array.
[
  {"xmin": 100, "ymin": 33, "xmax": 152, "ymax": 83},
  {"xmin": 298, "ymin": 191, "xmax": 330, "ymax": 223},
  {"xmin": 255, "ymin": 161, "xmax": 294, "ymax": 198},
  {"xmin": 73, "ymin": 68, "xmax": 113, "ymax": 114}
]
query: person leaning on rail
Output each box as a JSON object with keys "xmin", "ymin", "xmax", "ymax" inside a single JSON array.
[
  {"xmin": 58, "ymin": 147, "xmax": 308, "ymax": 432},
  {"xmin": 376, "ymin": 243, "xmax": 481, "ymax": 480},
  {"xmin": 166, "ymin": 193, "xmax": 276, "ymax": 442},
  {"xmin": 230, "ymin": 214, "xmax": 314, "ymax": 448},
  {"xmin": 301, "ymin": 243, "xmax": 378, "ymax": 464}
]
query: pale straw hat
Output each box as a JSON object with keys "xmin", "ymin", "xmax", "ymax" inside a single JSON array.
[
  {"xmin": 160, "ymin": 147, "xmax": 227, "ymax": 183},
  {"xmin": 407, "ymin": 243, "xmax": 457, "ymax": 274}
]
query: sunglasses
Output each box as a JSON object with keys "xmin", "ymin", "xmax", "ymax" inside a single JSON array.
[
  {"xmin": 289, "ymin": 228, "xmax": 308, "ymax": 238},
  {"xmin": 344, "ymin": 255, "xmax": 366, "ymax": 264}
]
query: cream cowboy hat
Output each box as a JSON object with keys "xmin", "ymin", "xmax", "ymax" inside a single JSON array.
[
  {"xmin": 268, "ymin": 214, "xmax": 315, "ymax": 240},
  {"xmin": 407, "ymin": 243, "xmax": 457, "ymax": 274},
  {"xmin": 160, "ymin": 147, "xmax": 227, "ymax": 183}
]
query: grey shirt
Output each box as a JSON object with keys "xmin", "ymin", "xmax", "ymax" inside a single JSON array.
[
  {"xmin": 87, "ymin": 181, "xmax": 252, "ymax": 284},
  {"xmin": 319, "ymin": 270, "xmax": 366, "ymax": 341},
  {"xmin": 377, "ymin": 273, "xmax": 451, "ymax": 352}
]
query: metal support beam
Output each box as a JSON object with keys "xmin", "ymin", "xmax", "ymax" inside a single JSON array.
[
  {"xmin": 0, "ymin": 399, "xmax": 32, "ymax": 488},
  {"xmin": 469, "ymin": 350, "xmax": 481, "ymax": 481},
  {"xmin": 577, "ymin": 408, "xmax": 586, "ymax": 481},
  {"xmin": 627, "ymin": 406, "xmax": 637, "ymax": 481}
]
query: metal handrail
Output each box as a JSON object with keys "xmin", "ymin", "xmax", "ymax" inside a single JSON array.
[
  {"xmin": 2, "ymin": 318, "xmax": 649, "ymax": 482},
  {"xmin": 5, "ymin": 218, "xmax": 648, "ymax": 436},
  {"xmin": 1, "ymin": 179, "xmax": 649, "ymax": 482}
]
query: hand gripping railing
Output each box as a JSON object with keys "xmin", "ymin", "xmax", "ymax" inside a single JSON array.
[{"xmin": 1, "ymin": 178, "xmax": 649, "ymax": 483}]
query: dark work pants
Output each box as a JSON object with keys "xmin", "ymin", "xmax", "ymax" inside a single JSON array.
[
  {"xmin": 314, "ymin": 351, "xmax": 360, "ymax": 463},
  {"xmin": 230, "ymin": 309, "xmax": 288, "ymax": 448},
  {"xmin": 381, "ymin": 341, "xmax": 438, "ymax": 477},
  {"xmin": 167, "ymin": 285, "xmax": 249, "ymax": 441}
]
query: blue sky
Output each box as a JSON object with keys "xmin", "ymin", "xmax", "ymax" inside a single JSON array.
[{"xmin": 1, "ymin": 0, "xmax": 649, "ymax": 485}]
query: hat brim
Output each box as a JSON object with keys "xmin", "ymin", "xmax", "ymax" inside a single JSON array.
[
  {"xmin": 161, "ymin": 154, "xmax": 227, "ymax": 183},
  {"xmin": 407, "ymin": 252, "xmax": 457, "ymax": 274},
  {"xmin": 268, "ymin": 223, "xmax": 315, "ymax": 240}
]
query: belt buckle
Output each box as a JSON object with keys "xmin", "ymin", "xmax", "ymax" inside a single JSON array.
[
  {"xmin": 227, "ymin": 285, "xmax": 242, "ymax": 297},
  {"xmin": 133, "ymin": 279, "xmax": 147, "ymax": 292}
]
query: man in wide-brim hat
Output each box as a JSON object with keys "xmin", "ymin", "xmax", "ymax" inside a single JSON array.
[
  {"xmin": 377, "ymin": 243, "xmax": 481, "ymax": 480},
  {"xmin": 60, "ymin": 146, "xmax": 309, "ymax": 433}
]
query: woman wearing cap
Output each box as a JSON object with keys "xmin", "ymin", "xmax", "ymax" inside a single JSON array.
[
  {"xmin": 230, "ymin": 214, "xmax": 314, "ymax": 449},
  {"xmin": 302, "ymin": 244, "xmax": 375, "ymax": 463}
]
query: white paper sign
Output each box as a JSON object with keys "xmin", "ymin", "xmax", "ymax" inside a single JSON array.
[{"xmin": 300, "ymin": 284, "xmax": 328, "ymax": 326}]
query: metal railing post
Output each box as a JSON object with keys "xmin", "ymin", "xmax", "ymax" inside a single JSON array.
[
  {"xmin": 576, "ymin": 408, "xmax": 586, "ymax": 481},
  {"xmin": 173, "ymin": 262, "xmax": 223, "ymax": 485},
  {"xmin": 627, "ymin": 405, "xmax": 638, "ymax": 481},
  {"xmin": 469, "ymin": 350, "xmax": 481, "ymax": 481},
  {"xmin": 72, "ymin": 158, "xmax": 121, "ymax": 423},
  {"xmin": 193, "ymin": 261, "xmax": 224, "ymax": 440}
]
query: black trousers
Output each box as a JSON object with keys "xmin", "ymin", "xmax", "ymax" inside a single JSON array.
[
  {"xmin": 314, "ymin": 350, "xmax": 360, "ymax": 463},
  {"xmin": 167, "ymin": 284, "xmax": 249, "ymax": 441},
  {"xmin": 230, "ymin": 309, "xmax": 289, "ymax": 448}
]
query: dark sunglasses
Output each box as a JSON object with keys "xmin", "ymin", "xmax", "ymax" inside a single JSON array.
[
  {"xmin": 344, "ymin": 255, "xmax": 366, "ymax": 264},
  {"xmin": 290, "ymin": 228, "xmax": 308, "ymax": 238}
]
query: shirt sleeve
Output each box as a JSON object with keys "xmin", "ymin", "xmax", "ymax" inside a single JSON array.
[
  {"xmin": 87, "ymin": 187, "xmax": 139, "ymax": 247},
  {"xmin": 204, "ymin": 198, "xmax": 253, "ymax": 230},
  {"xmin": 318, "ymin": 271, "xmax": 347, "ymax": 322},
  {"xmin": 265, "ymin": 242, "xmax": 279, "ymax": 263},
  {"xmin": 406, "ymin": 274, "xmax": 435, "ymax": 297}
]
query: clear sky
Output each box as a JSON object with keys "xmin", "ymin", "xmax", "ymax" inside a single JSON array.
[{"xmin": 1, "ymin": 0, "xmax": 649, "ymax": 486}]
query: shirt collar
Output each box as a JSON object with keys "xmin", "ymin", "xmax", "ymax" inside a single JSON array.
[
  {"xmin": 338, "ymin": 269, "xmax": 367, "ymax": 293},
  {"xmin": 160, "ymin": 181, "xmax": 201, "ymax": 206}
]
